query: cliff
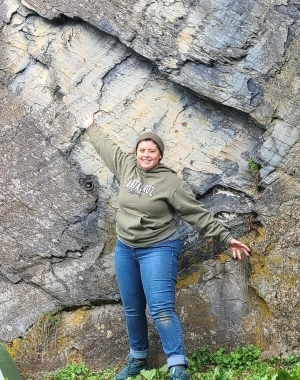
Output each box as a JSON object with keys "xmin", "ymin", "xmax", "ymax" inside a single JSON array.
[{"xmin": 0, "ymin": 0, "xmax": 300, "ymax": 378}]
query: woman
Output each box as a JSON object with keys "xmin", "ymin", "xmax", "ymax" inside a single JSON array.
[{"xmin": 79, "ymin": 111, "xmax": 250, "ymax": 380}]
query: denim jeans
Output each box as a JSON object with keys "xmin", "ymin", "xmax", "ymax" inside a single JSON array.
[{"xmin": 114, "ymin": 238, "xmax": 188, "ymax": 368}]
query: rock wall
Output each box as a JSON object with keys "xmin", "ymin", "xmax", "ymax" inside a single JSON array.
[{"xmin": 0, "ymin": 0, "xmax": 300, "ymax": 378}]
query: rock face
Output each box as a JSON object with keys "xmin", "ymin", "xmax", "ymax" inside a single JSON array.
[{"xmin": 0, "ymin": 0, "xmax": 300, "ymax": 378}]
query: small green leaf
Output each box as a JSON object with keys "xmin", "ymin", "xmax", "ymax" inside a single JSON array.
[{"xmin": 140, "ymin": 369, "xmax": 157, "ymax": 380}]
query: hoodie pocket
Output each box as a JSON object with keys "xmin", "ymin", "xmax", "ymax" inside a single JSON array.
[{"xmin": 116, "ymin": 210, "xmax": 146, "ymax": 231}]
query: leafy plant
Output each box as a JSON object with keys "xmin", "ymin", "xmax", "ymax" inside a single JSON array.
[
  {"xmin": 39, "ymin": 346, "xmax": 300, "ymax": 380},
  {"xmin": 247, "ymin": 158, "xmax": 261, "ymax": 175},
  {"xmin": 43, "ymin": 363, "xmax": 92, "ymax": 380},
  {"xmin": 135, "ymin": 366, "xmax": 169, "ymax": 380},
  {"xmin": 247, "ymin": 157, "xmax": 261, "ymax": 187}
]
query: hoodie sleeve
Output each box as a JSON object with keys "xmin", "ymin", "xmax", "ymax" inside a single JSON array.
[
  {"xmin": 169, "ymin": 180, "xmax": 233, "ymax": 247},
  {"xmin": 86, "ymin": 124, "xmax": 133, "ymax": 179}
]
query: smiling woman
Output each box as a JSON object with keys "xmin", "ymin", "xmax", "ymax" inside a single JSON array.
[{"xmin": 78, "ymin": 110, "xmax": 250, "ymax": 380}]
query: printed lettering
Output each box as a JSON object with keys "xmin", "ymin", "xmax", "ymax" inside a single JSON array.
[
  {"xmin": 123, "ymin": 177, "xmax": 156, "ymax": 197},
  {"xmin": 124, "ymin": 178, "xmax": 133, "ymax": 188}
]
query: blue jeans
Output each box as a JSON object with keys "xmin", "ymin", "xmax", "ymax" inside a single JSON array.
[{"xmin": 114, "ymin": 238, "xmax": 188, "ymax": 368}]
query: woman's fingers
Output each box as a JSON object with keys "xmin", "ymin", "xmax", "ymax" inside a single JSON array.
[
  {"xmin": 78, "ymin": 110, "xmax": 95, "ymax": 129},
  {"xmin": 230, "ymin": 239, "xmax": 251, "ymax": 260}
]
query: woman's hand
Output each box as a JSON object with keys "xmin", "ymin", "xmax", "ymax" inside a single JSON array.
[
  {"xmin": 229, "ymin": 238, "xmax": 251, "ymax": 260},
  {"xmin": 78, "ymin": 110, "xmax": 95, "ymax": 129}
]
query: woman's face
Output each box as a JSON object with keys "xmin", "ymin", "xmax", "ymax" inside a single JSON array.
[{"xmin": 136, "ymin": 140, "xmax": 162, "ymax": 170}]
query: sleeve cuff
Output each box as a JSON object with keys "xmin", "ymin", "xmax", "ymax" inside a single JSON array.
[
  {"xmin": 224, "ymin": 235, "xmax": 233, "ymax": 248},
  {"xmin": 86, "ymin": 123, "xmax": 97, "ymax": 133}
]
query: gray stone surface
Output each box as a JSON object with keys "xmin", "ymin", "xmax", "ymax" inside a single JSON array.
[
  {"xmin": 19, "ymin": 0, "xmax": 299, "ymax": 123},
  {"xmin": 1, "ymin": 0, "xmax": 300, "ymax": 378}
]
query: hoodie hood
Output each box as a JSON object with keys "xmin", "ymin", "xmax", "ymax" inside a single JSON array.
[
  {"xmin": 135, "ymin": 161, "xmax": 176, "ymax": 197},
  {"xmin": 137, "ymin": 161, "xmax": 177, "ymax": 174}
]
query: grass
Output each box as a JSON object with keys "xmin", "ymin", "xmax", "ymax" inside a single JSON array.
[{"xmin": 36, "ymin": 345, "xmax": 300, "ymax": 380}]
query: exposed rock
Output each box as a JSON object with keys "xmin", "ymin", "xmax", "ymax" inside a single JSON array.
[
  {"xmin": 1, "ymin": 0, "xmax": 300, "ymax": 378},
  {"xmin": 19, "ymin": 0, "xmax": 298, "ymax": 124}
]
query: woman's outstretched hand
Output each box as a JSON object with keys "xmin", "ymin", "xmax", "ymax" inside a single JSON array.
[
  {"xmin": 229, "ymin": 238, "xmax": 251, "ymax": 260},
  {"xmin": 78, "ymin": 110, "xmax": 95, "ymax": 129}
]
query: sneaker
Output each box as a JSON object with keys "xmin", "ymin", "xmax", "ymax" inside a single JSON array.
[
  {"xmin": 169, "ymin": 366, "xmax": 189, "ymax": 380},
  {"xmin": 115, "ymin": 354, "xmax": 149, "ymax": 380}
]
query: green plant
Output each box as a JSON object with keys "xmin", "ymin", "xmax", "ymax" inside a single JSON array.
[
  {"xmin": 39, "ymin": 346, "xmax": 300, "ymax": 380},
  {"xmin": 215, "ymin": 345, "xmax": 261, "ymax": 370},
  {"xmin": 188, "ymin": 345, "xmax": 213, "ymax": 372},
  {"xmin": 42, "ymin": 363, "xmax": 118, "ymax": 380},
  {"xmin": 37, "ymin": 311, "xmax": 58, "ymax": 330},
  {"xmin": 43, "ymin": 363, "xmax": 90, "ymax": 380},
  {"xmin": 36, "ymin": 311, "xmax": 59, "ymax": 347},
  {"xmin": 247, "ymin": 158, "xmax": 261, "ymax": 175},
  {"xmin": 247, "ymin": 157, "xmax": 261, "ymax": 187},
  {"xmin": 136, "ymin": 365, "xmax": 169, "ymax": 380}
]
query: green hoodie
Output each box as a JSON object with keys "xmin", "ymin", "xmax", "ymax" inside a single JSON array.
[{"xmin": 87, "ymin": 125, "xmax": 233, "ymax": 248}]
